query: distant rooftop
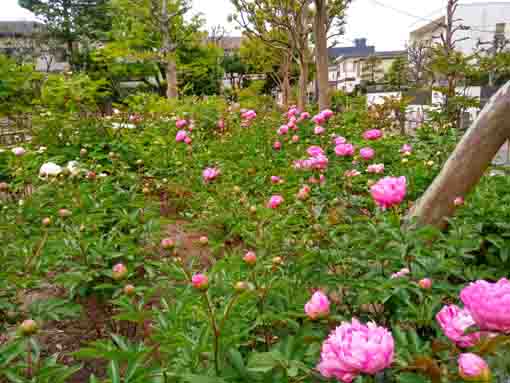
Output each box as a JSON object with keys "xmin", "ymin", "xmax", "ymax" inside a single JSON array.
[
  {"xmin": 208, "ymin": 36, "xmax": 243, "ymax": 51},
  {"xmin": 329, "ymin": 38, "xmax": 375, "ymax": 59},
  {"xmin": 374, "ymin": 50, "xmax": 407, "ymax": 58}
]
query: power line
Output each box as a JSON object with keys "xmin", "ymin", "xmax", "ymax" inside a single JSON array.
[{"xmin": 368, "ymin": 0, "xmax": 500, "ymax": 34}]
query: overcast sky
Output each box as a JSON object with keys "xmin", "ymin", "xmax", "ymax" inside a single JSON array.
[{"xmin": 3, "ymin": 0, "xmax": 510, "ymax": 51}]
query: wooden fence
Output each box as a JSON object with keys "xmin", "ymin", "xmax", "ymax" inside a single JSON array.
[{"xmin": 0, "ymin": 116, "xmax": 31, "ymax": 146}]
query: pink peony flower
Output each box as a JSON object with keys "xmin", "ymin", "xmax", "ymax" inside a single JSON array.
[
  {"xmin": 363, "ymin": 129, "xmax": 383, "ymax": 140},
  {"xmin": 436, "ymin": 305, "xmax": 483, "ymax": 347},
  {"xmin": 305, "ymin": 291, "xmax": 330, "ymax": 319},
  {"xmin": 454, "ymin": 196, "xmax": 464, "ymax": 206},
  {"xmin": 317, "ymin": 319, "xmax": 394, "ymax": 383},
  {"xmin": 390, "ymin": 267, "xmax": 410, "ymax": 279},
  {"xmin": 335, "ymin": 143, "xmax": 355, "ymax": 157},
  {"xmin": 271, "ymin": 176, "xmax": 282, "ymax": 184},
  {"xmin": 360, "ymin": 147, "xmax": 375, "ymax": 160},
  {"xmin": 300, "ymin": 111, "xmax": 310, "ymax": 120},
  {"xmin": 314, "ymin": 125, "xmax": 326, "ymax": 135},
  {"xmin": 307, "ymin": 146, "xmax": 324, "ymax": 158},
  {"xmin": 217, "ymin": 119, "xmax": 225, "ymax": 129},
  {"xmin": 243, "ymin": 251, "xmax": 257, "ymax": 265},
  {"xmin": 400, "ymin": 144, "xmax": 412, "ymax": 153},
  {"xmin": 277, "ymin": 125, "xmax": 289, "ymax": 135},
  {"xmin": 312, "ymin": 115, "xmax": 325, "ymax": 125},
  {"xmin": 370, "ymin": 176, "xmax": 406, "ymax": 209},
  {"xmin": 291, "ymin": 135, "xmax": 299, "ymax": 143},
  {"xmin": 334, "ymin": 136, "xmax": 347, "ymax": 145},
  {"xmin": 287, "ymin": 106, "xmax": 298, "ymax": 118},
  {"xmin": 192, "ymin": 273, "xmax": 209, "ymax": 290},
  {"xmin": 267, "ymin": 195, "xmax": 284, "ymax": 209},
  {"xmin": 273, "ymin": 141, "xmax": 282, "ymax": 150},
  {"xmin": 161, "ymin": 238, "xmax": 175, "ymax": 249},
  {"xmin": 202, "ymin": 167, "xmax": 220, "ymax": 183},
  {"xmin": 176, "ymin": 130, "xmax": 188, "ymax": 142},
  {"xmin": 320, "ymin": 109, "xmax": 334, "ymax": 120},
  {"xmin": 344, "ymin": 169, "xmax": 361, "ymax": 178},
  {"xmin": 367, "ymin": 164, "xmax": 385, "ymax": 174},
  {"xmin": 241, "ymin": 110, "xmax": 257, "ymax": 120},
  {"xmin": 176, "ymin": 119, "xmax": 188, "ymax": 129},
  {"xmin": 184, "ymin": 136, "xmax": 192, "ymax": 145},
  {"xmin": 460, "ymin": 278, "xmax": 510, "ymax": 333},
  {"xmin": 458, "ymin": 353, "xmax": 491, "ymax": 382},
  {"xmin": 419, "ymin": 278, "xmax": 432, "ymax": 289},
  {"xmin": 11, "ymin": 147, "xmax": 26, "ymax": 156}
]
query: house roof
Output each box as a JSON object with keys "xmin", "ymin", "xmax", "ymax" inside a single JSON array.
[
  {"xmin": 410, "ymin": 17, "xmax": 445, "ymax": 39},
  {"xmin": 374, "ymin": 50, "xmax": 407, "ymax": 58},
  {"xmin": 0, "ymin": 21, "xmax": 45, "ymax": 37},
  {"xmin": 208, "ymin": 36, "xmax": 243, "ymax": 51},
  {"xmin": 329, "ymin": 38, "xmax": 375, "ymax": 59}
]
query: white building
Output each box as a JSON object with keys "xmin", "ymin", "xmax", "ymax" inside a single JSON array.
[{"xmin": 409, "ymin": 2, "xmax": 510, "ymax": 55}]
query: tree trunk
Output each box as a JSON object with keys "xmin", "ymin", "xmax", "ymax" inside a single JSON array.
[
  {"xmin": 166, "ymin": 57, "xmax": 178, "ymax": 99},
  {"xmin": 281, "ymin": 52, "xmax": 291, "ymax": 107},
  {"xmin": 314, "ymin": 0, "xmax": 330, "ymax": 111},
  {"xmin": 297, "ymin": 55, "xmax": 308, "ymax": 111},
  {"xmin": 406, "ymin": 80, "xmax": 510, "ymax": 229}
]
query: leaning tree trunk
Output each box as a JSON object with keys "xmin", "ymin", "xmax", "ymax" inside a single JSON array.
[
  {"xmin": 314, "ymin": 0, "xmax": 330, "ymax": 111},
  {"xmin": 297, "ymin": 55, "xmax": 309, "ymax": 111},
  {"xmin": 406, "ymin": 81, "xmax": 510, "ymax": 229},
  {"xmin": 281, "ymin": 52, "xmax": 291, "ymax": 108},
  {"xmin": 166, "ymin": 58, "xmax": 178, "ymax": 99}
]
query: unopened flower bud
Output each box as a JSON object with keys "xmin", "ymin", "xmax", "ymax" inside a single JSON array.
[
  {"xmin": 80, "ymin": 148, "xmax": 87, "ymax": 157},
  {"xmin": 124, "ymin": 284, "xmax": 136, "ymax": 296},
  {"xmin": 112, "ymin": 263, "xmax": 128, "ymax": 281},
  {"xmin": 199, "ymin": 236, "xmax": 208, "ymax": 245},
  {"xmin": 161, "ymin": 238, "xmax": 175, "ymax": 249},
  {"xmin": 19, "ymin": 319, "xmax": 38, "ymax": 336},
  {"xmin": 418, "ymin": 278, "xmax": 432, "ymax": 290},
  {"xmin": 243, "ymin": 251, "xmax": 257, "ymax": 266},
  {"xmin": 58, "ymin": 208, "xmax": 72, "ymax": 218},
  {"xmin": 42, "ymin": 217, "xmax": 51, "ymax": 226},
  {"xmin": 272, "ymin": 256, "xmax": 283, "ymax": 265},
  {"xmin": 192, "ymin": 273, "xmax": 208, "ymax": 290}
]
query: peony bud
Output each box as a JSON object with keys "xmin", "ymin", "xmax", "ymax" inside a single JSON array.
[
  {"xmin": 42, "ymin": 217, "xmax": 51, "ymax": 226},
  {"xmin": 199, "ymin": 236, "xmax": 209, "ymax": 245},
  {"xmin": 305, "ymin": 291, "xmax": 330, "ymax": 320},
  {"xmin": 161, "ymin": 238, "xmax": 175, "ymax": 249},
  {"xmin": 272, "ymin": 256, "xmax": 283, "ymax": 266},
  {"xmin": 233, "ymin": 186, "xmax": 241, "ymax": 194},
  {"xmin": 249, "ymin": 205, "xmax": 257, "ymax": 214},
  {"xmin": 19, "ymin": 319, "xmax": 38, "ymax": 336},
  {"xmin": 80, "ymin": 148, "xmax": 87, "ymax": 157},
  {"xmin": 454, "ymin": 196, "xmax": 464, "ymax": 206},
  {"xmin": 86, "ymin": 171, "xmax": 96, "ymax": 180},
  {"xmin": 458, "ymin": 353, "xmax": 490, "ymax": 382},
  {"xmin": 142, "ymin": 187, "xmax": 150, "ymax": 195},
  {"xmin": 136, "ymin": 159, "xmax": 144, "ymax": 166},
  {"xmin": 192, "ymin": 273, "xmax": 208, "ymax": 290},
  {"xmin": 234, "ymin": 281, "xmax": 250, "ymax": 292},
  {"xmin": 112, "ymin": 263, "xmax": 128, "ymax": 281},
  {"xmin": 243, "ymin": 251, "xmax": 257, "ymax": 266},
  {"xmin": 418, "ymin": 278, "xmax": 432, "ymax": 290},
  {"xmin": 0, "ymin": 182, "xmax": 9, "ymax": 191},
  {"xmin": 124, "ymin": 284, "xmax": 136, "ymax": 296},
  {"xmin": 58, "ymin": 209, "xmax": 72, "ymax": 218}
]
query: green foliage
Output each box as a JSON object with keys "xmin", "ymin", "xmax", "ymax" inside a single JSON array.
[
  {"xmin": 2, "ymin": 94, "xmax": 510, "ymax": 382},
  {"xmin": 0, "ymin": 55, "xmax": 41, "ymax": 117}
]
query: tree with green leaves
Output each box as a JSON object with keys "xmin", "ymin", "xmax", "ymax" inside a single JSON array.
[
  {"xmin": 108, "ymin": 0, "xmax": 197, "ymax": 99},
  {"xmin": 231, "ymin": 0, "xmax": 312, "ymax": 110},
  {"xmin": 360, "ymin": 55, "xmax": 383, "ymax": 85},
  {"xmin": 385, "ymin": 56, "xmax": 409, "ymax": 90},
  {"xmin": 18, "ymin": 0, "xmax": 111, "ymax": 67},
  {"xmin": 240, "ymin": 34, "xmax": 294, "ymax": 105}
]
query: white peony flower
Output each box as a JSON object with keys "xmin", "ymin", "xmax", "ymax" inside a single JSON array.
[
  {"xmin": 67, "ymin": 161, "xmax": 81, "ymax": 176},
  {"xmin": 39, "ymin": 162, "xmax": 62, "ymax": 177}
]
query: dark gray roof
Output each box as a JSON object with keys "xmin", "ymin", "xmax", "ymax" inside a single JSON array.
[
  {"xmin": 374, "ymin": 50, "xmax": 407, "ymax": 58},
  {"xmin": 329, "ymin": 45, "xmax": 375, "ymax": 59},
  {"xmin": 0, "ymin": 21, "xmax": 45, "ymax": 37}
]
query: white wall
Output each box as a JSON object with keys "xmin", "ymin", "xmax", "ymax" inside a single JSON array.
[{"xmin": 455, "ymin": 3, "xmax": 510, "ymax": 54}]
